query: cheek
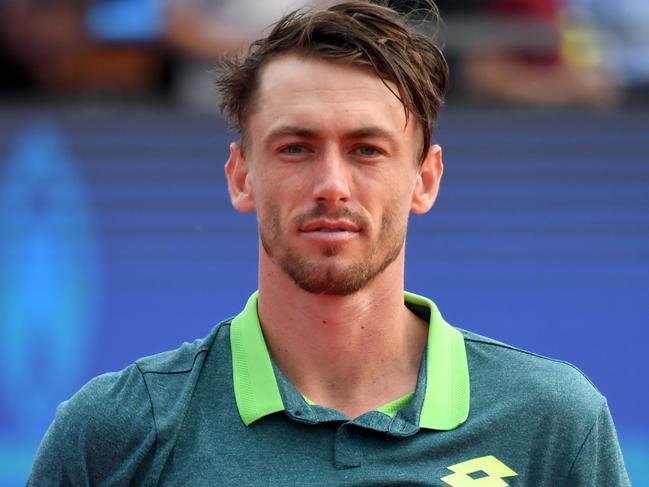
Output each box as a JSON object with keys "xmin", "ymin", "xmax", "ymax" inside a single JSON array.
[
  {"xmin": 374, "ymin": 175, "xmax": 414, "ymax": 208},
  {"xmin": 252, "ymin": 164, "xmax": 306, "ymax": 202},
  {"xmin": 376, "ymin": 186, "xmax": 414, "ymax": 232},
  {"xmin": 381, "ymin": 198, "xmax": 409, "ymax": 229},
  {"xmin": 257, "ymin": 201, "xmax": 283, "ymax": 243}
]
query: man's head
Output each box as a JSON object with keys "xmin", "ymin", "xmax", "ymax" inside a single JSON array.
[
  {"xmin": 217, "ymin": 0, "xmax": 448, "ymax": 163},
  {"xmin": 220, "ymin": 1, "xmax": 447, "ymax": 296}
]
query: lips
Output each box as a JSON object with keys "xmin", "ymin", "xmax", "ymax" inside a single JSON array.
[{"xmin": 299, "ymin": 220, "xmax": 361, "ymax": 233}]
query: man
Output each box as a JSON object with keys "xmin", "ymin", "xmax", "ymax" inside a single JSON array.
[{"xmin": 29, "ymin": 1, "xmax": 630, "ymax": 485}]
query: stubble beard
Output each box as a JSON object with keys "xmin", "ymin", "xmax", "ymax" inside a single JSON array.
[{"xmin": 259, "ymin": 203, "xmax": 406, "ymax": 296}]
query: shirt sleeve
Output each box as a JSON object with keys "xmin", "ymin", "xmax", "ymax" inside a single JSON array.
[
  {"xmin": 27, "ymin": 364, "xmax": 157, "ymax": 486},
  {"xmin": 564, "ymin": 400, "xmax": 631, "ymax": 487}
]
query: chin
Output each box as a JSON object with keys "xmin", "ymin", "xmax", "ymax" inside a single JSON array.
[{"xmin": 286, "ymin": 260, "xmax": 373, "ymax": 296}]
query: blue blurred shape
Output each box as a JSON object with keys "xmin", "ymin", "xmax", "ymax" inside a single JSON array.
[
  {"xmin": 0, "ymin": 123, "xmax": 98, "ymax": 436},
  {"xmin": 620, "ymin": 430, "xmax": 649, "ymax": 487},
  {"xmin": 86, "ymin": 0, "xmax": 164, "ymax": 42}
]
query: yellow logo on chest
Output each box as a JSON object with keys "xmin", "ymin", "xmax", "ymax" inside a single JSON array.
[{"xmin": 440, "ymin": 455, "xmax": 518, "ymax": 486}]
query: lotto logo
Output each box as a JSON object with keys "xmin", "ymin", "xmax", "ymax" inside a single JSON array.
[{"xmin": 440, "ymin": 455, "xmax": 518, "ymax": 486}]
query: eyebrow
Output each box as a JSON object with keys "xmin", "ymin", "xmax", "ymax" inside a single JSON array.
[
  {"xmin": 265, "ymin": 125, "xmax": 317, "ymax": 141},
  {"xmin": 346, "ymin": 127, "xmax": 398, "ymax": 144},
  {"xmin": 265, "ymin": 125, "xmax": 398, "ymax": 144}
]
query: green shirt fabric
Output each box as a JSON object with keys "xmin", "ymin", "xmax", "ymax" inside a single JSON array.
[{"xmin": 28, "ymin": 291, "xmax": 630, "ymax": 486}]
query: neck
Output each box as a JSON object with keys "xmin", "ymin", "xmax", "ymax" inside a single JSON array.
[{"xmin": 257, "ymin": 249, "xmax": 428, "ymax": 418}]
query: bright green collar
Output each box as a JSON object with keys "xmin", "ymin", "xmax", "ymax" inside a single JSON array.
[{"xmin": 230, "ymin": 291, "xmax": 469, "ymax": 430}]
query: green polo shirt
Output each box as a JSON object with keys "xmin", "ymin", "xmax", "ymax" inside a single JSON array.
[
  {"xmin": 29, "ymin": 291, "xmax": 630, "ymax": 486},
  {"xmin": 231, "ymin": 291, "xmax": 469, "ymax": 432}
]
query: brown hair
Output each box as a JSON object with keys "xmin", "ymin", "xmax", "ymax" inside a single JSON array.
[{"xmin": 216, "ymin": 0, "xmax": 448, "ymax": 162}]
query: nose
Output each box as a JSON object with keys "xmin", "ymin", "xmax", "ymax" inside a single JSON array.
[{"xmin": 312, "ymin": 147, "xmax": 351, "ymax": 205}]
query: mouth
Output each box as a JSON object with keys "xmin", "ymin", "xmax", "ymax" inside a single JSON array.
[
  {"xmin": 299, "ymin": 220, "xmax": 361, "ymax": 233},
  {"xmin": 299, "ymin": 220, "xmax": 361, "ymax": 241}
]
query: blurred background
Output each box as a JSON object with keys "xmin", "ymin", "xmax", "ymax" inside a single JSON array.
[{"xmin": 0, "ymin": 0, "xmax": 648, "ymax": 485}]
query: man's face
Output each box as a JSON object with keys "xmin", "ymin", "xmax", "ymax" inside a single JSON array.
[{"xmin": 226, "ymin": 54, "xmax": 441, "ymax": 295}]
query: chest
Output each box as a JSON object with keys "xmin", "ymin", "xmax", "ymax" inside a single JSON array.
[{"xmin": 150, "ymin": 409, "xmax": 565, "ymax": 487}]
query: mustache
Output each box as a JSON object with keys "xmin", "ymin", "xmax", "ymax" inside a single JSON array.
[{"xmin": 293, "ymin": 203, "xmax": 367, "ymax": 229}]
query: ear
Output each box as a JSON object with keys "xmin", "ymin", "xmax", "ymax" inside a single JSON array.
[
  {"xmin": 224, "ymin": 142, "xmax": 256, "ymax": 213},
  {"xmin": 411, "ymin": 144, "xmax": 443, "ymax": 215}
]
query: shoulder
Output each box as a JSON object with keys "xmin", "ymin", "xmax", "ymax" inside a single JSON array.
[
  {"xmin": 458, "ymin": 329, "xmax": 630, "ymax": 486},
  {"xmin": 72, "ymin": 319, "xmax": 231, "ymax": 422},
  {"xmin": 30, "ymin": 320, "xmax": 233, "ymax": 485},
  {"xmin": 133, "ymin": 320, "xmax": 233, "ymax": 427},
  {"xmin": 53, "ymin": 362, "xmax": 155, "ymax": 450},
  {"xmin": 459, "ymin": 328, "xmax": 605, "ymax": 419},
  {"xmin": 135, "ymin": 319, "xmax": 229, "ymax": 374},
  {"xmin": 30, "ymin": 363, "xmax": 157, "ymax": 485}
]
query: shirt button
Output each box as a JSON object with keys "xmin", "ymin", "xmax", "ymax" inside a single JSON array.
[{"xmin": 334, "ymin": 425, "xmax": 363, "ymax": 469}]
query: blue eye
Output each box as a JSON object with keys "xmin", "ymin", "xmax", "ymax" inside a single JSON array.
[
  {"xmin": 282, "ymin": 144, "xmax": 306, "ymax": 154},
  {"xmin": 355, "ymin": 146, "xmax": 379, "ymax": 157}
]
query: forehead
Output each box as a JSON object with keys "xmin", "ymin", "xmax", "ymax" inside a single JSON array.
[{"xmin": 246, "ymin": 54, "xmax": 415, "ymax": 140}]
